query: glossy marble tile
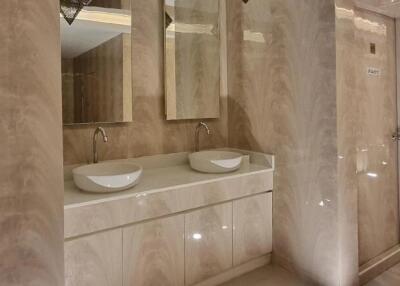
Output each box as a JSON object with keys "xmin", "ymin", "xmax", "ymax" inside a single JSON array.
[
  {"xmin": 233, "ymin": 193, "xmax": 272, "ymax": 266},
  {"xmin": 194, "ymin": 256, "xmax": 270, "ymax": 286},
  {"xmin": 365, "ymin": 262, "xmax": 400, "ymax": 286},
  {"xmin": 65, "ymin": 229, "xmax": 123, "ymax": 286},
  {"xmin": 123, "ymin": 215, "xmax": 184, "ymax": 286},
  {"xmin": 0, "ymin": 0, "xmax": 64, "ymax": 285},
  {"xmin": 220, "ymin": 265, "xmax": 311, "ymax": 286},
  {"xmin": 336, "ymin": 1, "xmax": 360, "ymax": 284},
  {"xmin": 360, "ymin": 245, "xmax": 400, "ymax": 284},
  {"xmin": 185, "ymin": 203, "xmax": 233, "ymax": 285},
  {"xmin": 227, "ymin": 0, "xmax": 338, "ymax": 284}
]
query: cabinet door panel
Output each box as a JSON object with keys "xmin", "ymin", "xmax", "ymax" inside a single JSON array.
[
  {"xmin": 233, "ymin": 193, "xmax": 272, "ymax": 266},
  {"xmin": 65, "ymin": 229, "xmax": 122, "ymax": 286},
  {"xmin": 123, "ymin": 215, "xmax": 185, "ymax": 286},
  {"xmin": 185, "ymin": 203, "xmax": 233, "ymax": 285}
]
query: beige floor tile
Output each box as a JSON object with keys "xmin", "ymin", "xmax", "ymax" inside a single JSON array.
[
  {"xmin": 365, "ymin": 263, "xmax": 400, "ymax": 286},
  {"xmin": 220, "ymin": 265, "xmax": 310, "ymax": 286}
]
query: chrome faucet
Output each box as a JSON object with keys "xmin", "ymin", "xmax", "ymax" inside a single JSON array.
[
  {"xmin": 195, "ymin": 122, "xmax": 211, "ymax": 152},
  {"xmin": 93, "ymin": 127, "xmax": 108, "ymax": 164}
]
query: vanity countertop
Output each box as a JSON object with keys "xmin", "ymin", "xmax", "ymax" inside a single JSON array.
[
  {"xmin": 65, "ymin": 159, "xmax": 271, "ymax": 208},
  {"xmin": 64, "ymin": 149, "xmax": 274, "ymax": 239}
]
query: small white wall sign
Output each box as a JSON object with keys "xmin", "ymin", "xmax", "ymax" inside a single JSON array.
[{"xmin": 367, "ymin": 67, "xmax": 380, "ymax": 76}]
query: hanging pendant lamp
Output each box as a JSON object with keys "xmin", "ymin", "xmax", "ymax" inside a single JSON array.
[{"xmin": 60, "ymin": 0, "xmax": 93, "ymax": 25}]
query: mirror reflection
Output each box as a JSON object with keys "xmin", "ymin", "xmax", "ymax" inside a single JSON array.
[
  {"xmin": 61, "ymin": 0, "xmax": 132, "ymax": 125},
  {"xmin": 165, "ymin": 0, "xmax": 220, "ymax": 120}
]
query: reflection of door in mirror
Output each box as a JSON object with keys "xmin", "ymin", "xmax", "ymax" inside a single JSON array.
[
  {"xmin": 165, "ymin": 0, "xmax": 220, "ymax": 120},
  {"xmin": 61, "ymin": 0, "xmax": 132, "ymax": 125}
]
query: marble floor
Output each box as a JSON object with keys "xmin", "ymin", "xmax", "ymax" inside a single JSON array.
[
  {"xmin": 365, "ymin": 263, "xmax": 400, "ymax": 286},
  {"xmin": 220, "ymin": 263, "xmax": 400, "ymax": 286},
  {"xmin": 221, "ymin": 265, "xmax": 310, "ymax": 286}
]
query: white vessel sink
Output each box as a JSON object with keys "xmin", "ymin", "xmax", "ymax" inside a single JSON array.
[
  {"xmin": 189, "ymin": 151, "xmax": 243, "ymax": 174},
  {"xmin": 72, "ymin": 162, "xmax": 143, "ymax": 193}
]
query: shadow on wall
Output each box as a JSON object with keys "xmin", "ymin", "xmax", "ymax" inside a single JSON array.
[{"xmin": 227, "ymin": 96, "xmax": 263, "ymax": 152}]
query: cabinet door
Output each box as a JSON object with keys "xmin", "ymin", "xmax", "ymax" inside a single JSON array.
[
  {"xmin": 233, "ymin": 193, "xmax": 272, "ymax": 266},
  {"xmin": 185, "ymin": 202, "xmax": 233, "ymax": 285},
  {"xmin": 65, "ymin": 229, "xmax": 122, "ymax": 286},
  {"xmin": 123, "ymin": 215, "xmax": 185, "ymax": 286}
]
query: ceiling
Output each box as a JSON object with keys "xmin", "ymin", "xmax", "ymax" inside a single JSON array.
[{"xmin": 354, "ymin": 0, "xmax": 400, "ymax": 18}]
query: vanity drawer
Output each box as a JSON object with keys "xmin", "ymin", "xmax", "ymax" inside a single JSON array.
[
  {"xmin": 123, "ymin": 215, "xmax": 185, "ymax": 286},
  {"xmin": 185, "ymin": 203, "xmax": 233, "ymax": 285},
  {"xmin": 64, "ymin": 229, "xmax": 123, "ymax": 286},
  {"xmin": 233, "ymin": 193, "xmax": 273, "ymax": 266}
]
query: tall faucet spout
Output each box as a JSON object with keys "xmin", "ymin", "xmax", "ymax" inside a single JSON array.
[
  {"xmin": 93, "ymin": 127, "xmax": 108, "ymax": 164},
  {"xmin": 195, "ymin": 122, "xmax": 211, "ymax": 152}
]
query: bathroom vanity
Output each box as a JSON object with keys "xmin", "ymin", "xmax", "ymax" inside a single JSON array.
[
  {"xmin": 60, "ymin": 1, "xmax": 273, "ymax": 284},
  {"xmin": 63, "ymin": 149, "xmax": 274, "ymax": 286}
]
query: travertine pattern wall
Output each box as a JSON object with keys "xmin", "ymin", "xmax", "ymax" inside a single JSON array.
[
  {"xmin": 63, "ymin": 0, "xmax": 228, "ymax": 165},
  {"xmin": 0, "ymin": 0, "xmax": 64, "ymax": 285},
  {"xmin": 336, "ymin": 0, "xmax": 359, "ymax": 284},
  {"xmin": 227, "ymin": 0, "xmax": 340, "ymax": 284}
]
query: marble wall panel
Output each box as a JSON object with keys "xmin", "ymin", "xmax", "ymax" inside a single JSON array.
[
  {"xmin": 0, "ymin": 0, "xmax": 64, "ymax": 285},
  {"xmin": 63, "ymin": 0, "xmax": 228, "ymax": 165},
  {"xmin": 227, "ymin": 1, "xmax": 398, "ymax": 283},
  {"xmin": 336, "ymin": 0, "xmax": 360, "ymax": 284},
  {"xmin": 227, "ymin": 0, "xmax": 339, "ymax": 284}
]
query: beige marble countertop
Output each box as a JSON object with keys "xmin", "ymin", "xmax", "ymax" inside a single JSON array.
[
  {"xmin": 64, "ymin": 162, "xmax": 271, "ymax": 208},
  {"xmin": 64, "ymin": 149, "xmax": 274, "ymax": 209}
]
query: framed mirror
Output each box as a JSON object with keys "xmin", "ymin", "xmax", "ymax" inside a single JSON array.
[
  {"xmin": 164, "ymin": 0, "xmax": 220, "ymax": 120},
  {"xmin": 61, "ymin": 0, "xmax": 132, "ymax": 125}
]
